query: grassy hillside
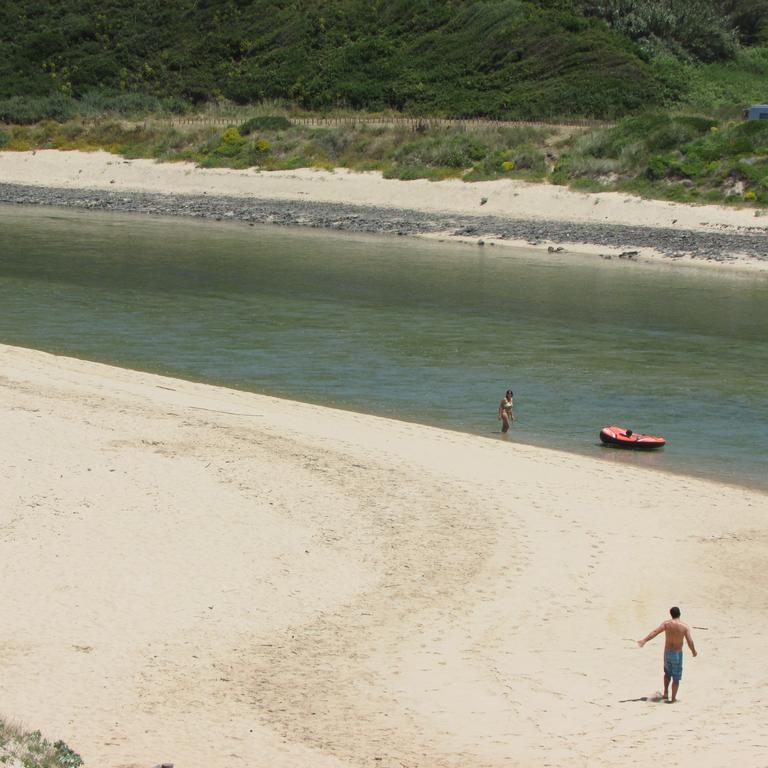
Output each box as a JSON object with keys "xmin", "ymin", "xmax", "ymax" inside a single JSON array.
[{"xmin": 1, "ymin": 0, "xmax": 766, "ymax": 122}]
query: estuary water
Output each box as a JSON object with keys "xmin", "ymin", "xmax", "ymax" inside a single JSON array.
[{"xmin": 1, "ymin": 204, "xmax": 767, "ymax": 491}]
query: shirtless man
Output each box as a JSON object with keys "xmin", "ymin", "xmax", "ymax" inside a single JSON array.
[{"xmin": 637, "ymin": 606, "xmax": 697, "ymax": 703}]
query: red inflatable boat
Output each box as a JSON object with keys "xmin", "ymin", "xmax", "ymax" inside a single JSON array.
[{"xmin": 599, "ymin": 425, "xmax": 666, "ymax": 449}]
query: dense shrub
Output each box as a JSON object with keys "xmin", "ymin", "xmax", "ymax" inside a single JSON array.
[
  {"xmin": 0, "ymin": 92, "xmax": 191, "ymax": 125},
  {"xmin": 683, "ymin": 120, "xmax": 768, "ymax": 161},
  {"xmin": 0, "ymin": 0, "xmax": 709, "ymax": 119},
  {"xmin": 720, "ymin": 0, "xmax": 768, "ymax": 45},
  {"xmin": 581, "ymin": 0, "xmax": 739, "ymax": 61},
  {"xmin": 239, "ymin": 115, "xmax": 292, "ymax": 134},
  {"xmin": 549, "ymin": 110, "xmax": 767, "ymax": 201},
  {"xmin": 2, "ymin": 0, "xmax": 766, "ymax": 121},
  {"xmin": 393, "ymin": 133, "xmax": 488, "ymax": 168},
  {"xmin": 682, "ymin": 46, "xmax": 768, "ymax": 117},
  {"xmin": 0, "ymin": 94, "xmax": 75, "ymax": 124},
  {"xmin": 76, "ymin": 92, "xmax": 190, "ymax": 117},
  {"xmin": 568, "ymin": 113, "xmax": 716, "ymax": 163}
]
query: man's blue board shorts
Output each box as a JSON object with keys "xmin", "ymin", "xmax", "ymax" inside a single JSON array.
[{"xmin": 664, "ymin": 650, "xmax": 683, "ymax": 682}]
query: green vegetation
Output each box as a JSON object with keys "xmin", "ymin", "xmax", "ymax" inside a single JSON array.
[
  {"xmin": 0, "ymin": 114, "xmax": 556, "ymax": 178},
  {"xmin": 553, "ymin": 113, "xmax": 768, "ymax": 204},
  {"xmin": 1, "ymin": 1, "xmax": 767, "ymax": 207},
  {"xmin": 4, "ymin": 109, "xmax": 766, "ymax": 204},
  {"xmin": 0, "ymin": 719, "xmax": 83, "ymax": 768},
  {"xmin": 581, "ymin": 0, "xmax": 741, "ymax": 62},
  {"xmin": 1, "ymin": 0, "xmax": 767, "ymax": 122},
  {"xmin": 684, "ymin": 46, "xmax": 768, "ymax": 117}
]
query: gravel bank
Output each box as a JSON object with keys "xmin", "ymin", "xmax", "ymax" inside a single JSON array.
[{"xmin": 2, "ymin": 182, "xmax": 767, "ymax": 264}]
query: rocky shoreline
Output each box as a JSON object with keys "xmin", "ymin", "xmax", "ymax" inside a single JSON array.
[{"xmin": 2, "ymin": 182, "xmax": 767, "ymax": 263}]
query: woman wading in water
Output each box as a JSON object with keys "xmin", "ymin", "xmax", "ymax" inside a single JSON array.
[{"xmin": 499, "ymin": 389, "xmax": 515, "ymax": 433}]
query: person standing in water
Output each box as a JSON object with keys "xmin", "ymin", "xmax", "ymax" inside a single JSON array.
[
  {"xmin": 498, "ymin": 389, "xmax": 515, "ymax": 433},
  {"xmin": 637, "ymin": 606, "xmax": 697, "ymax": 703}
]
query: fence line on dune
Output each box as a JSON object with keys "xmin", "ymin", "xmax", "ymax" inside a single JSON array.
[{"xmin": 148, "ymin": 115, "xmax": 612, "ymax": 131}]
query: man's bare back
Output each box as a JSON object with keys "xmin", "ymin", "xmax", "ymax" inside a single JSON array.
[{"xmin": 638, "ymin": 618, "xmax": 696, "ymax": 652}]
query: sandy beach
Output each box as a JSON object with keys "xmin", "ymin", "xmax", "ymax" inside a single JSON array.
[
  {"xmin": 2, "ymin": 149, "xmax": 768, "ymax": 270},
  {"xmin": 2, "ymin": 148, "xmax": 766, "ymax": 231},
  {"xmin": 1, "ymin": 343, "xmax": 767, "ymax": 767},
  {"xmin": 1, "ymin": 150, "xmax": 767, "ymax": 765}
]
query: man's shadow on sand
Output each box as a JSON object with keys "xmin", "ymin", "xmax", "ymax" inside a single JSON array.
[{"xmin": 620, "ymin": 693, "xmax": 676, "ymax": 704}]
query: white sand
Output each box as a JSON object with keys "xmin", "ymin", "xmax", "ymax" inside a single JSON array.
[
  {"xmin": 1, "ymin": 343, "xmax": 767, "ymax": 767},
  {"xmin": 1, "ymin": 149, "xmax": 767, "ymax": 271}
]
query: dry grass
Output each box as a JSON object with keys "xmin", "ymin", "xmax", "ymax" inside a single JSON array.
[{"xmin": 0, "ymin": 718, "xmax": 83, "ymax": 768}]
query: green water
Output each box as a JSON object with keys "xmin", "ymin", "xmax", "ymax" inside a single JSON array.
[{"xmin": 1, "ymin": 204, "xmax": 767, "ymax": 491}]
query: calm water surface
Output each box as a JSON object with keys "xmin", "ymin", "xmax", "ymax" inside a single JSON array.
[{"xmin": 1, "ymin": 205, "xmax": 767, "ymax": 491}]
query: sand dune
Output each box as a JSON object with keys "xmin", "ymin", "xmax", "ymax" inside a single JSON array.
[{"xmin": 1, "ymin": 343, "xmax": 766, "ymax": 767}]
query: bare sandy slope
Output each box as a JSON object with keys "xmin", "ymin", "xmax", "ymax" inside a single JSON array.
[
  {"xmin": 2, "ymin": 149, "xmax": 767, "ymax": 235},
  {"xmin": 1, "ymin": 343, "xmax": 766, "ymax": 767}
]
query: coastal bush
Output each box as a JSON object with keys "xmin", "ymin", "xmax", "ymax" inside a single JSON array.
[
  {"xmin": 580, "ymin": 0, "xmax": 739, "ymax": 61},
  {"xmin": 216, "ymin": 127, "xmax": 247, "ymax": 157},
  {"xmin": 196, "ymin": 127, "xmax": 248, "ymax": 168},
  {"xmin": 3, "ymin": 2, "xmax": 768, "ymax": 123},
  {"xmin": 683, "ymin": 120, "xmax": 768, "ymax": 163},
  {"xmin": 239, "ymin": 115, "xmax": 292, "ymax": 134},
  {"xmin": 0, "ymin": 94, "xmax": 75, "ymax": 124},
  {"xmin": 683, "ymin": 46, "xmax": 768, "ymax": 116},
  {"xmin": 300, "ymin": 128, "xmax": 357, "ymax": 163},
  {"xmin": 736, "ymin": 158, "xmax": 768, "ymax": 184},
  {"xmin": 77, "ymin": 92, "xmax": 157, "ymax": 117},
  {"xmin": 1, "ymin": 125, "xmax": 33, "ymax": 151},
  {"xmin": 464, "ymin": 143, "xmax": 548, "ymax": 180},
  {"xmin": 268, "ymin": 154, "xmax": 314, "ymax": 170},
  {"xmin": 602, "ymin": 114, "xmax": 715, "ymax": 157},
  {"xmin": 150, "ymin": 127, "xmax": 190, "ymax": 159},
  {"xmin": 554, "ymin": 113, "xmax": 719, "ymax": 185},
  {"xmin": 29, "ymin": 119, "xmax": 60, "ymax": 146},
  {"xmin": 330, "ymin": 126, "xmax": 399, "ymax": 166},
  {"xmin": 0, "ymin": 719, "xmax": 83, "ymax": 768},
  {"xmin": 570, "ymin": 177, "xmax": 605, "ymax": 191},
  {"xmin": 504, "ymin": 144, "xmax": 547, "ymax": 173},
  {"xmin": 77, "ymin": 122, "xmax": 160, "ymax": 156},
  {"xmin": 4, "ymin": 95, "xmax": 767, "ymax": 207},
  {"xmin": 183, "ymin": 126, "xmax": 279, "ymax": 168},
  {"xmin": 0, "ymin": 92, "xmax": 191, "ymax": 126},
  {"xmin": 593, "ymin": 116, "xmax": 768, "ymax": 199},
  {"xmin": 393, "ymin": 133, "xmax": 488, "ymax": 169},
  {"xmin": 0, "ymin": 0, "xmax": 683, "ymax": 119},
  {"xmin": 721, "ymin": 0, "xmax": 768, "ymax": 45},
  {"xmin": 383, "ymin": 163, "xmax": 458, "ymax": 181},
  {"xmin": 347, "ymin": 158, "xmax": 388, "ymax": 172},
  {"xmin": 552, "ymin": 113, "xmax": 719, "ymax": 197},
  {"xmin": 645, "ymin": 153, "xmax": 680, "ymax": 180},
  {"xmin": 247, "ymin": 138, "xmax": 272, "ymax": 166},
  {"xmin": 50, "ymin": 121, "xmax": 87, "ymax": 150}
]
